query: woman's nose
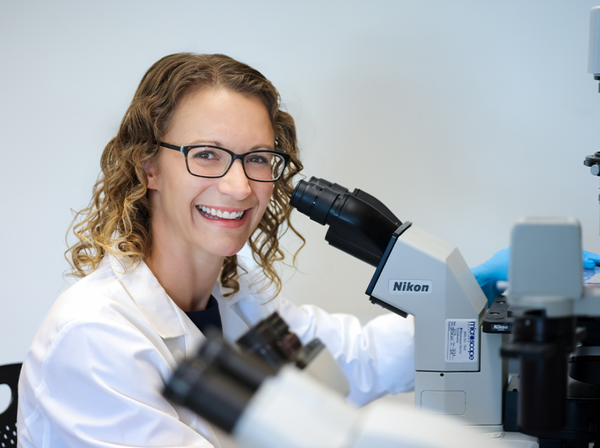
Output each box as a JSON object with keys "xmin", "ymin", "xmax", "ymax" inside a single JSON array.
[{"xmin": 218, "ymin": 159, "xmax": 252, "ymax": 200}]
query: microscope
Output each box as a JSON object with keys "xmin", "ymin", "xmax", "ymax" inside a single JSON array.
[{"xmin": 289, "ymin": 177, "xmax": 506, "ymax": 429}]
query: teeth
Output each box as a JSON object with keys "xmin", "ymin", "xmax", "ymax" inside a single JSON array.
[{"xmin": 198, "ymin": 206, "xmax": 244, "ymax": 220}]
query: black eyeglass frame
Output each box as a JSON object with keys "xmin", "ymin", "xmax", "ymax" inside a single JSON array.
[{"xmin": 159, "ymin": 142, "xmax": 291, "ymax": 182}]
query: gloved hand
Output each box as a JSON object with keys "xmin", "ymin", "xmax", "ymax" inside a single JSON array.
[
  {"xmin": 471, "ymin": 248, "xmax": 600, "ymax": 307},
  {"xmin": 583, "ymin": 250, "xmax": 600, "ymax": 269},
  {"xmin": 470, "ymin": 248, "xmax": 510, "ymax": 307}
]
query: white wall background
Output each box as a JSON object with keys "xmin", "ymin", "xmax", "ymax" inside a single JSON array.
[{"xmin": 2, "ymin": 0, "xmax": 600, "ymax": 369}]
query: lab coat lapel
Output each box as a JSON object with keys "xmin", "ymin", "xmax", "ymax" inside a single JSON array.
[
  {"xmin": 213, "ymin": 271, "xmax": 279, "ymax": 343},
  {"xmin": 109, "ymin": 255, "xmax": 205, "ymax": 360}
]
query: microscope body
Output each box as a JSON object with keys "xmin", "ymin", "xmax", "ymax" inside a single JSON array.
[
  {"xmin": 367, "ymin": 223, "xmax": 506, "ymax": 428},
  {"xmin": 290, "ymin": 177, "xmax": 508, "ymax": 429}
]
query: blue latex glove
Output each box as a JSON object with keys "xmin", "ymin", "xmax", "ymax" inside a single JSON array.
[
  {"xmin": 470, "ymin": 248, "xmax": 510, "ymax": 307},
  {"xmin": 471, "ymin": 248, "xmax": 600, "ymax": 306},
  {"xmin": 583, "ymin": 250, "xmax": 600, "ymax": 269}
]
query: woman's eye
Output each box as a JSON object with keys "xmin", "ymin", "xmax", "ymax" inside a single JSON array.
[
  {"xmin": 246, "ymin": 154, "xmax": 269, "ymax": 164},
  {"xmin": 194, "ymin": 150, "xmax": 218, "ymax": 160}
]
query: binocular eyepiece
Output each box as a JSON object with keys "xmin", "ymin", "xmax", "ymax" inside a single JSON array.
[{"xmin": 290, "ymin": 177, "xmax": 402, "ymax": 267}]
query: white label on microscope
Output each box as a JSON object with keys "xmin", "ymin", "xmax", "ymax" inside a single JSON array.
[{"xmin": 445, "ymin": 319, "xmax": 478, "ymax": 363}]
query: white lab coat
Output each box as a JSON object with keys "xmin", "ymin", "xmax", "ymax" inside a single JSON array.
[{"xmin": 17, "ymin": 246, "xmax": 414, "ymax": 448}]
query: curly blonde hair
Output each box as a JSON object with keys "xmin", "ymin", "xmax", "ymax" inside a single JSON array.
[{"xmin": 66, "ymin": 53, "xmax": 304, "ymax": 297}]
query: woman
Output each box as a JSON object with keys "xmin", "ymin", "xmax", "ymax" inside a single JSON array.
[{"xmin": 17, "ymin": 53, "xmax": 415, "ymax": 447}]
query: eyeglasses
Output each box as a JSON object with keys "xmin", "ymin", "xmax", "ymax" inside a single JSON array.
[{"xmin": 159, "ymin": 142, "xmax": 290, "ymax": 182}]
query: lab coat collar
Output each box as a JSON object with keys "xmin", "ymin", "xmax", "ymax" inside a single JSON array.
[
  {"xmin": 109, "ymin": 255, "xmax": 187, "ymax": 340},
  {"xmin": 212, "ymin": 248, "xmax": 280, "ymax": 340},
  {"xmin": 107, "ymin": 245, "xmax": 273, "ymax": 343}
]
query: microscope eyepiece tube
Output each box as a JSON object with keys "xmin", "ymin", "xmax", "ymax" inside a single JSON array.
[
  {"xmin": 290, "ymin": 177, "xmax": 402, "ymax": 267},
  {"xmin": 289, "ymin": 177, "xmax": 348, "ymax": 226},
  {"xmin": 163, "ymin": 337, "xmax": 276, "ymax": 434}
]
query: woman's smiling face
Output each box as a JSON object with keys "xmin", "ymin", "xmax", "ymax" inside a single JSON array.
[{"xmin": 146, "ymin": 87, "xmax": 275, "ymax": 259}]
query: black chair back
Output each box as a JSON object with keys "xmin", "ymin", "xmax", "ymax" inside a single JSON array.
[{"xmin": 0, "ymin": 363, "xmax": 22, "ymax": 447}]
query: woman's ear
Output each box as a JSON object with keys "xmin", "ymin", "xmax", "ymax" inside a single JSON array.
[{"xmin": 144, "ymin": 159, "xmax": 158, "ymax": 190}]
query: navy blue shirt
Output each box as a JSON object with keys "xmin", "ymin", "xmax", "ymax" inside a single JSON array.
[{"xmin": 185, "ymin": 295, "xmax": 223, "ymax": 336}]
